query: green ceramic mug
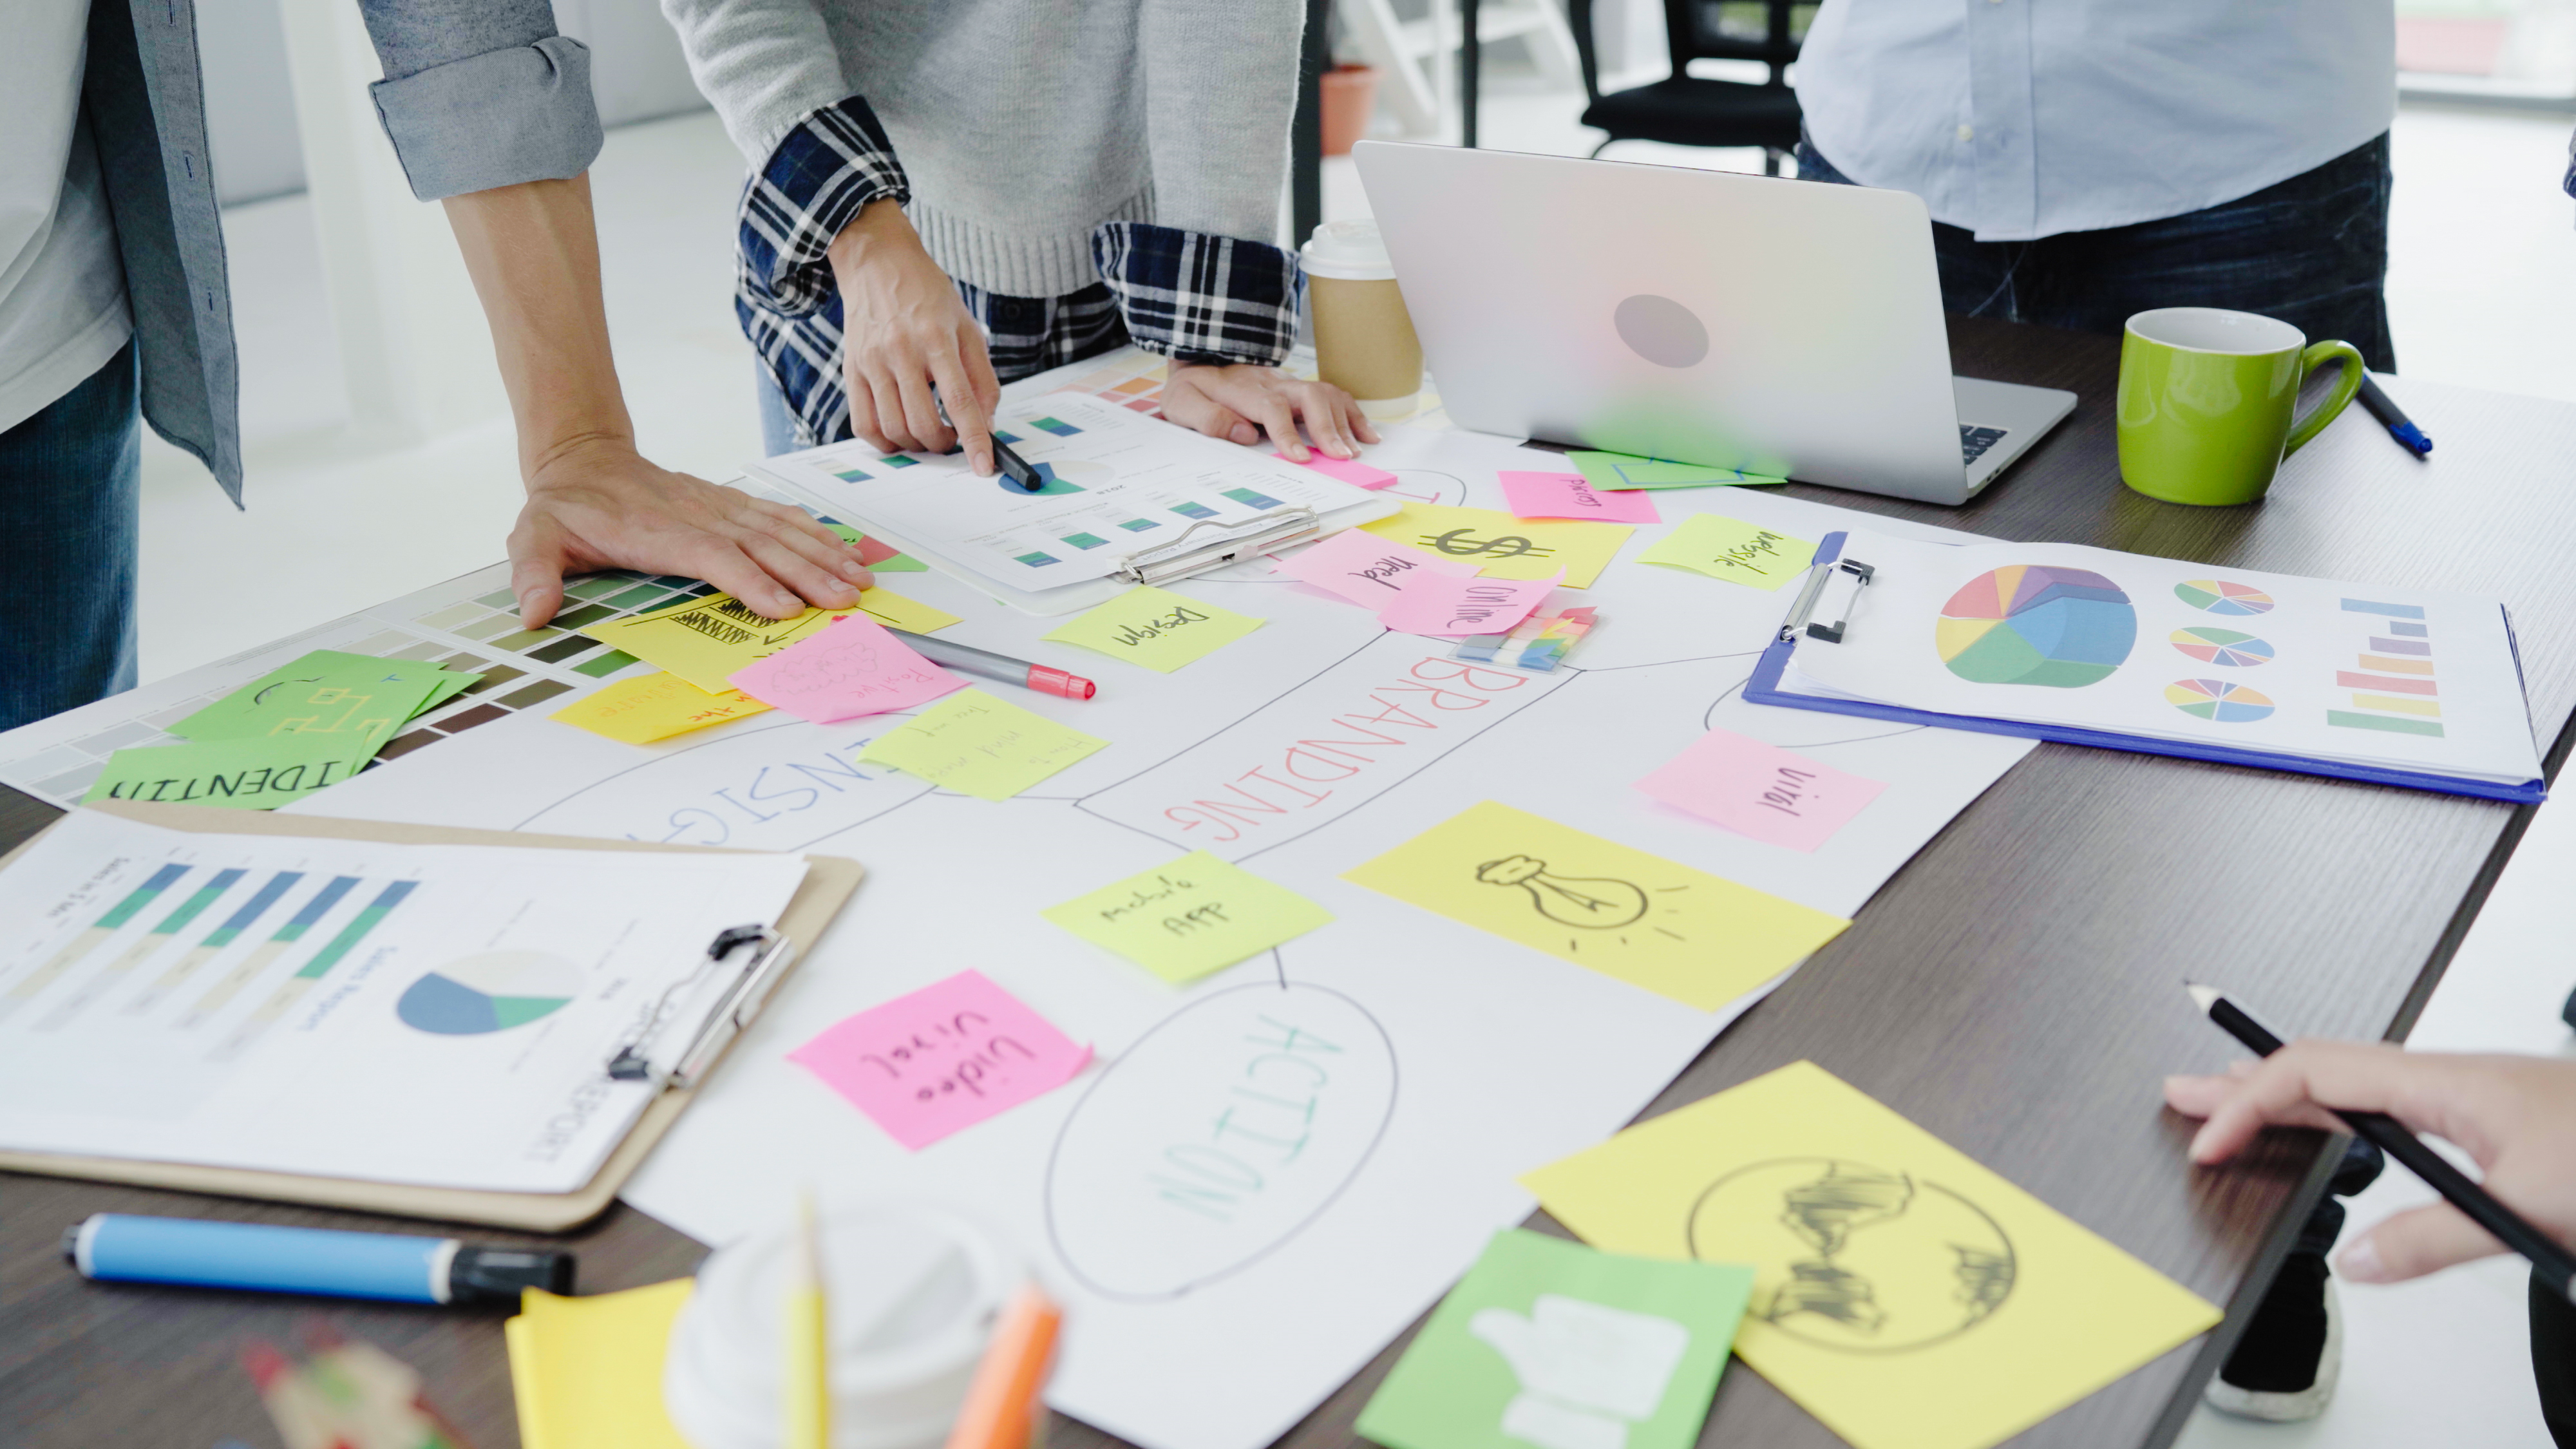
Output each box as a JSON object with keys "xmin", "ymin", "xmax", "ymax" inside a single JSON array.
[{"xmin": 2117, "ymin": 307, "xmax": 2365, "ymax": 506}]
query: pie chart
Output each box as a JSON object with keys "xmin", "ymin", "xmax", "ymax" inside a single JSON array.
[
  {"xmin": 395, "ymin": 950, "xmax": 580, "ymax": 1036},
  {"xmin": 2170, "ymin": 627, "xmax": 2275, "ymax": 667},
  {"xmin": 2175, "ymin": 579, "xmax": 2275, "ymax": 616},
  {"xmin": 1937, "ymin": 565, "xmax": 2137, "ymax": 688},
  {"xmin": 2165, "ymin": 678, "xmax": 2277, "ymax": 723}
]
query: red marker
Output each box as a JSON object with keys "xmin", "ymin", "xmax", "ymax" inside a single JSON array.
[{"xmin": 896, "ymin": 632, "xmax": 1097, "ymax": 700}]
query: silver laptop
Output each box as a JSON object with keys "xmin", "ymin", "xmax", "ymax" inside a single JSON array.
[{"xmin": 1352, "ymin": 141, "xmax": 2076, "ymax": 506}]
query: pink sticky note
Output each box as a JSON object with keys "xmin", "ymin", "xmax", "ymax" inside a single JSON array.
[
  {"xmin": 788, "ymin": 970, "xmax": 1092, "ymax": 1151},
  {"xmin": 1634, "ymin": 728, "xmax": 1888, "ymax": 852},
  {"xmin": 1377, "ymin": 570, "xmax": 1560, "ymax": 637},
  {"xmin": 1277, "ymin": 527, "xmax": 1479, "ymax": 608},
  {"xmin": 1499, "ymin": 470, "xmax": 1662, "ymax": 524},
  {"xmin": 1293, "ymin": 454, "xmax": 1399, "ymax": 489},
  {"xmin": 726, "ymin": 616, "xmax": 967, "ymax": 723}
]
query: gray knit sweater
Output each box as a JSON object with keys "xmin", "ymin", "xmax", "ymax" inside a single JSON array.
[{"xmin": 659, "ymin": 0, "xmax": 1305, "ymax": 299}]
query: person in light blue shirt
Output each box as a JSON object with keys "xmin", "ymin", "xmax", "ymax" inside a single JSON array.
[{"xmin": 1793, "ymin": 0, "xmax": 2398, "ymax": 371}]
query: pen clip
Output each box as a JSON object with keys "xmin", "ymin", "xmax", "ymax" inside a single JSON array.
[{"xmin": 606, "ymin": 924, "xmax": 794, "ymax": 1088}]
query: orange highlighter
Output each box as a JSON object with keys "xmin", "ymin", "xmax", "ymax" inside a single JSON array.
[{"xmin": 944, "ymin": 1284, "xmax": 1063, "ymax": 1449}]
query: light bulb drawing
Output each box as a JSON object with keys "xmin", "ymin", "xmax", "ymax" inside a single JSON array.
[{"xmin": 1475, "ymin": 855, "xmax": 1649, "ymax": 929}]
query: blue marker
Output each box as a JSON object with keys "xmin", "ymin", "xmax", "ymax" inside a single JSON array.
[
  {"xmin": 67, "ymin": 1213, "xmax": 573, "ymax": 1305},
  {"xmin": 2356, "ymin": 374, "xmax": 2432, "ymax": 457}
]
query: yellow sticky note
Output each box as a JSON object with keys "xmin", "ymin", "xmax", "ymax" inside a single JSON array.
[
  {"xmin": 1041, "ymin": 587, "xmax": 1265, "ymax": 673},
  {"xmin": 1359, "ymin": 503, "xmax": 1632, "ymax": 587},
  {"xmin": 1341, "ymin": 800, "xmax": 1848, "ymax": 1009},
  {"xmin": 1636, "ymin": 514, "xmax": 1817, "ymax": 591},
  {"xmin": 1521, "ymin": 1062, "xmax": 2222, "ymax": 1449},
  {"xmin": 582, "ymin": 589, "xmax": 961, "ymax": 693},
  {"xmin": 857, "ymin": 689, "xmax": 1108, "ymax": 800},
  {"xmin": 1042, "ymin": 850, "xmax": 1334, "ymax": 981},
  {"xmin": 506, "ymin": 1280, "xmax": 696, "ymax": 1449},
  {"xmin": 549, "ymin": 672, "xmax": 770, "ymax": 744}
]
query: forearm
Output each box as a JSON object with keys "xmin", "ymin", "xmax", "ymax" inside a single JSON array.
[{"xmin": 440, "ymin": 176, "xmax": 634, "ymax": 480}]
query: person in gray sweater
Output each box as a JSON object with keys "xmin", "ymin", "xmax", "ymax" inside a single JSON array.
[{"xmin": 658, "ymin": 0, "xmax": 1375, "ymax": 476}]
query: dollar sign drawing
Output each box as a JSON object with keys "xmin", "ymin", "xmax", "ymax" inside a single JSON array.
[{"xmin": 1428, "ymin": 529, "xmax": 1539, "ymax": 558}]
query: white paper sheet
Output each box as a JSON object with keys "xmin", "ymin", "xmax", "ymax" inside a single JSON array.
[
  {"xmin": 0, "ymin": 811, "xmax": 806, "ymax": 1191},
  {"xmin": 292, "ymin": 424, "xmax": 2035, "ymax": 1449},
  {"xmin": 1788, "ymin": 531, "xmax": 2543, "ymax": 785}
]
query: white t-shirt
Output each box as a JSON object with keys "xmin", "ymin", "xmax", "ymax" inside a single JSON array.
[
  {"xmin": 0, "ymin": 1, "xmax": 135, "ymax": 435},
  {"xmin": 1795, "ymin": 0, "xmax": 2397, "ymax": 243}
]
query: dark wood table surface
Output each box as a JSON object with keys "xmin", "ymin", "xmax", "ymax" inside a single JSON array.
[{"xmin": 6, "ymin": 316, "xmax": 2573, "ymax": 1449}]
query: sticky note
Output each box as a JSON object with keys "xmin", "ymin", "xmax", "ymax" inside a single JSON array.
[
  {"xmin": 506, "ymin": 1280, "xmax": 696, "ymax": 1449},
  {"xmin": 1041, "ymin": 851, "xmax": 1335, "ymax": 982},
  {"xmin": 1356, "ymin": 1229, "xmax": 1752, "ymax": 1449},
  {"xmin": 173, "ymin": 650, "xmax": 451, "ymax": 747},
  {"xmin": 1041, "ymin": 587, "xmax": 1265, "ymax": 673},
  {"xmin": 1361, "ymin": 503, "xmax": 1633, "ymax": 587},
  {"xmin": 1520, "ymin": 1062, "xmax": 2223, "ymax": 1449},
  {"xmin": 1569, "ymin": 450, "xmax": 1786, "ymax": 490},
  {"xmin": 1498, "ymin": 470, "xmax": 1661, "ymax": 524},
  {"xmin": 1276, "ymin": 529, "xmax": 1479, "ymax": 609},
  {"xmin": 788, "ymin": 970, "xmax": 1092, "ymax": 1150},
  {"xmin": 550, "ymin": 672, "xmax": 771, "ymax": 743},
  {"xmin": 84, "ymin": 734, "xmax": 375, "ymax": 810},
  {"xmin": 1635, "ymin": 730, "xmax": 1888, "ymax": 853},
  {"xmin": 582, "ymin": 589, "xmax": 960, "ymax": 693},
  {"xmin": 1294, "ymin": 453, "xmax": 1400, "ymax": 489},
  {"xmin": 728, "ymin": 616, "xmax": 967, "ymax": 722},
  {"xmin": 1377, "ymin": 571, "xmax": 1559, "ymax": 638},
  {"xmin": 413, "ymin": 668, "xmax": 482, "ymax": 716},
  {"xmin": 1637, "ymin": 515, "xmax": 1817, "ymax": 591},
  {"xmin": 1342, "ymin": 801, "xmax": 1850, "ymax": 1010},
  {"xmin": 857, "ymin": 689, "xmax": 1108, "ymax": 800}
]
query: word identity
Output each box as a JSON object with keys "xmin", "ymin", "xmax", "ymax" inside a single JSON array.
[
  {"xmin": 788, "ymin": 969, "xmax": 1091, "ymax": 1150},
  {"xmin": 1043, "ymin": 850, "xmax": 1335, "ymax": 982}
]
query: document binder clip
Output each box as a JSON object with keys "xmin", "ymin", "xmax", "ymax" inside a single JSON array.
[
  {"xmin": 605, "ymin": 923, "xmax": 795, "ymax": 1088},
  {"xmin": 1113, "ymin": 507, "xmax": 1321, "ymax": 587},
  {"xmin": 1780, "ymin": 556, "xmax": 1875, "ymax": 645}
]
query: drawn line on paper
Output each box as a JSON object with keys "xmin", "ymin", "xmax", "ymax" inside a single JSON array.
[{"xmin": 1700, "ymin": 677, "xmax": 1928, "ymax": 747}]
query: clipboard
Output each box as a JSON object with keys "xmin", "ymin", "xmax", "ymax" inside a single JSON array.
[
  {"xmin": 0, "ymin": 800, "xmax": 864, "ymax": 1231},
  {"xmin": 1744, "ymin": 531, "xmax": 2549, "ymax": 805}
]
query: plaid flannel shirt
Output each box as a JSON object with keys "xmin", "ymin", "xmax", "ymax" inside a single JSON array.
[{"xmin": 738, "ymin": 97, "xmax": 1304, "ymax": 450}]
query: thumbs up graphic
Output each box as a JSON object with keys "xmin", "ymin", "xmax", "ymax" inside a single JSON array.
[{"xmin": 1467, "ymin": 1295, "xmax": 1692, "ymax": 1449}]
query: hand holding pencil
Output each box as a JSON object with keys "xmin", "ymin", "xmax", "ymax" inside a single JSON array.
[{"xmin": 2166, "ymin": 1037, "xmax": 2576, "ymax": 1289}]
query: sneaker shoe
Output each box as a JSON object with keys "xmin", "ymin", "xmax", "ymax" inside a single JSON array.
[{"xmin": 2206, "ymin": 1254, "xmax": 2342, "ymax": 1422}]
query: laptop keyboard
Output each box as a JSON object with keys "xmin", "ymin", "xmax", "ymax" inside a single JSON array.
[{"xmin": 1960, "ymin": 424, "xmax": 2009, "ymax": 464}]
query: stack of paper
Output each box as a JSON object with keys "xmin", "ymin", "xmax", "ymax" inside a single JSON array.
[{"xmin": 82, "ymin": 651, "xmax": 486, "ymax": 810}]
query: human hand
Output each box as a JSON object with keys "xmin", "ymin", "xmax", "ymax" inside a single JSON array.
[
  {"xmin": 2165, "ymin": 1041, "xmax": 2576, "ymax": 1284},
  {"xmin": 1160, "ymin": 362, "xmax": 1379, "ymax": 463},
  {"xmin": 827, "ymin": 198, "xmax": 1001, "ymax": 475},
  {"xmin": 509, "ymin": 439, "xmax": 872, "ymax": 627}
]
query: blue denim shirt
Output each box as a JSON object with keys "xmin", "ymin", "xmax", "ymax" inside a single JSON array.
[{"xmin": 87, "ymin": 0, "xmax": 602, "ymax": 502}]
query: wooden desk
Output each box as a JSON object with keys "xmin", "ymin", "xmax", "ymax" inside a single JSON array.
[{"xmin": 5, "ymin": 316, "xmax": 2572, "ymax": 1449}]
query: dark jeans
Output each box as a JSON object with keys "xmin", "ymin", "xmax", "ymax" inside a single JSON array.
[
  {"xmin": 1797, "ymin": 133, "xmax": 2396, "ymax": 373},
  {"xmin": 0, "ymin": 342, "xmax": 140, "ymax": 730},
  {"xmin": 2541, "ymin": 1271, "xmax": 2576, "ymax": 1446}
]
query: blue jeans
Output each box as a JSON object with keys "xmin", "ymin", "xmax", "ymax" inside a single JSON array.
[
  {"xmin": 1797, "ymin": 133, "xmax": 2396, "ymax": 372},
  {"xmin": 1, "ymin": 343, "xmax": 140, "ymax": 730}
]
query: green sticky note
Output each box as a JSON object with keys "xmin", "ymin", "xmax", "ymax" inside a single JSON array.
[
  {"xmin": 1358, "ymin": 1229, "xmax": 1754, "ymax": 1449},
  {"xmin": 1569, "ymin": 450, "xmax": 1786, "ymax": 491},
  {"xmin": 173, "ymin": 650, "xmax": 449, "ymax": 749},
  {"xmin": 1041, "ymin": 850, "xmax": 1333, "ymax": 982},
  {"xmin": 1041, "ymin": 587, "xmax": 1265, "ymax": 673},
  {"xmin": 412, "ymin": 669, "xmax": 482, "ymax": 717},
  {"xmin": 856, "ymin": 690, "xmax": 1108, "ymax": 801},
  {"xmin": 83, "ymin": 734, "xmax": 377, "ymax": 811},
  {"xmin": 1636, "ymin": 514, "xmax": 1818, "ymax": 591}
]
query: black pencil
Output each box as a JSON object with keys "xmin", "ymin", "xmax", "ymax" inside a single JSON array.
[{"xmin": 2185, "ymin": 983, "xmax": 2575, "ymax": 1303}]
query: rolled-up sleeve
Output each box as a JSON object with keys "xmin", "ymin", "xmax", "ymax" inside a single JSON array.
[{"xmin": 357, "ymin": 2, "xmax": 604, "ymax": 200}]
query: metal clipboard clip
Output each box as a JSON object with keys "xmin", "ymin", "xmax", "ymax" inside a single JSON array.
[
  {"xmin": 1779, "ymin": 556, "xmax": 1875, "ymax": 645},
  {"xmin": 1112, "ymin": 506, "xmax": 1321, "ymax": 587},
  {"xmin": 605, "ymin": 923, "xmax": 795, "ymax": 1088}
]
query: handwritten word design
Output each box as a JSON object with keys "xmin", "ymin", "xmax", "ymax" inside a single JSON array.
[{"xmin": 790, "ymin": 969, "xmax": 1091, "ymax": 1150}]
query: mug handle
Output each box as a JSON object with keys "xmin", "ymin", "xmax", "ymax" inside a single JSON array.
[{"xmin": 2283, "ymin": 341, "xmax": 2365, "ymax": 457}]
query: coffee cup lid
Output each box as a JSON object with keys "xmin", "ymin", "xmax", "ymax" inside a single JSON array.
[{"xmin": 1300, "ymin": 219, "xmax": 1397, "ymax": 281}]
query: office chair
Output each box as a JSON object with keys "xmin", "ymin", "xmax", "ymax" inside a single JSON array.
[{"xmin": 1566, "ymin": 0, "xmax": 1812, "ymax": 176}]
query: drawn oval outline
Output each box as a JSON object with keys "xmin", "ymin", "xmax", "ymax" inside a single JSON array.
[
  {"xmin": 1044, "ymin": 980, "xmax": 1397, "ymax": 1302},
  {"xmin": 515, "ymin": 717, "xmax": 935, "ymax": 849}
]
